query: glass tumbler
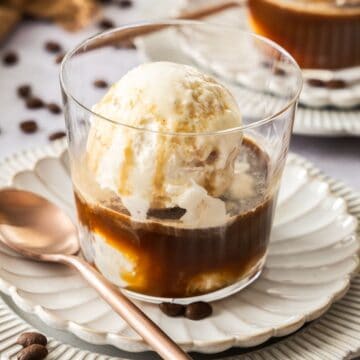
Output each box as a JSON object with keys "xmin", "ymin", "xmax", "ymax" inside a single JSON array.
[{"xmin": 60, "ymin": 21, "xmax": 302, "ymax": 304}]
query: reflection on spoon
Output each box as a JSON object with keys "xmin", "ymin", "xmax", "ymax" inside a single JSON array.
[{"xmin": 0, "ymin": 188, "xmax": 191, "ymax": 360}]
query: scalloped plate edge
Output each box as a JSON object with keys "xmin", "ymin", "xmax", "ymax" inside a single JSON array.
[{"xmin": 0, "ymin": 141, "xmax": 359, "ymax": 354}]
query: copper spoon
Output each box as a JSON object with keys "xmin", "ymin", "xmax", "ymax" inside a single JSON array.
[{"xmin": 0, "ymin": 188, "xmax": 191, "ymax": 360}]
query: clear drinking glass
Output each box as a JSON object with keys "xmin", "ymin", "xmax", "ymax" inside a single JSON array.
[{"xmin": 60, "ymin": 21, "xmax": 302, "ymax": 304}]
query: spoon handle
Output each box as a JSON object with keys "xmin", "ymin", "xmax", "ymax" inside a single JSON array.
[{"xmin": 49, "ymin": 254, "xmax": 191, "ymax": 360}]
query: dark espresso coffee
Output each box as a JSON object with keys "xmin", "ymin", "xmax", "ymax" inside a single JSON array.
[{"xmin": 75, "ymin": 138, "xmax": 275, "ymax": 298}]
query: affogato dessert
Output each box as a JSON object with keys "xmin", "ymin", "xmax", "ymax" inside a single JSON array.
[
  {"xmin": 248, "ymin": 0, "xmax": 360, "ymax": 69},
  {"xmin": 72, "ymin": 61, "xmax": 276, "ymax": 300}
]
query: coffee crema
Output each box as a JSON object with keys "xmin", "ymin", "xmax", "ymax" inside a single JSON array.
[{"xmin": 75, "ymin": 139, "xmax": 275, "ymax": 298}]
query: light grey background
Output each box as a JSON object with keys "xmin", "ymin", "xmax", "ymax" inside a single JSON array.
[{"xmin": 0, "ymin": 1, "xmax": 359, "ymax": 359}]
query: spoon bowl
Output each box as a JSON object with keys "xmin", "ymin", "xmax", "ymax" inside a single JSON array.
[
  {"xmin": 0, "ymin": 189, "xmax": 78, "ymax": 258},
  {"xmin": 0, "ymin": 188, "xmax": 191, "ymax": 360}
]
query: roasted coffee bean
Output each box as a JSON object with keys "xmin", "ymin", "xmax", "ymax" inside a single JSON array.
[
  {"xmin": 47, "ymin": 103, "xmax": 62, "ymax": 114},
  {"xmin": 274, "ymin": 68, "xmax": 286, "ymax": 77},
  {"xmin": 17, "ymin": 332, "xmax": 47, "ymax": 347},
  {"xmin": 17, "ymin": 344, "xmax": 48, "ymax": 360},
  {"xmin": 307, "ymin": 78, "xmax": 325, "ymax": 88},
  {"xmin": 159, "ymin": 303, "xmax": 186, "ymax": 317},
  {"xmin": 55, "ymin": 53, "xmax": 65, "ymax": 64},
  {"xmin": 93, "ymin": 79, "xmax": 108, "ymax": 88},
  {"xmin": 3, "ymin": 51, "xmax": 18, "ymax": 65},
  {"xmin": 48, "ymin": 131, "xmax": 66, "ymax": 141},
  {"xmin": 20, "ymin": 120, "xmax": 38, "ymax": 134},
  {"xmin": 45, "ymin": 41, "xmax": 62, "ymax": 53},
  {"xmin": 17, "ymin": 85, "xmax": 32, "ymax": 99},
  {"xmin": 26, "ymin": 97, "xmax": 44, "ymax": 109},
  {"xmin": 119, "ymin": 0, "xmax": 133, "ymax": 8},
  {"xmin": 98, "ymin": 18, "xmax": 115, "ymax": 30},
  {"xmin": 326, "ymin": 79, "xmax": 347, "ymax": 89},
  {"xmin": 185, "ymin": 302, "xmax": 212, "ymax": 320}
]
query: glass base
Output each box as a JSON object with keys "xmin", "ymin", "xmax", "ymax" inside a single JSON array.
[{"xmin": 122, "ymin": 256, "xmax": 266, "ymax": 304}]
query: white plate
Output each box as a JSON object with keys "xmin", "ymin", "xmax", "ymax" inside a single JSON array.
[{"xmin": 0, "ymin": 140, "xmax": 358, "ymax": 355}]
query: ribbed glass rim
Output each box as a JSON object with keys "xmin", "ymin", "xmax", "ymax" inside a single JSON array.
[{"xmin": 59, "ymin": 20, "xmax": 303, "ymax": 137}]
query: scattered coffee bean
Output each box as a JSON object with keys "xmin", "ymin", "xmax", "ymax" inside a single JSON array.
[
  {"xmin": 93, "ymin": 79, "xmax": 108, "ymax": 88},
  {"xmin": 17, "ymin": 85, "xmax": 32, "ymax": 99},
  {"xmin": 17, "ymin": 344, "xmax": 48, "ymax": 360},
  {"xmin": 20, "ymin": 120, "xmax": 38, "ymax": 134},
  {"xmin": 45, "ymin": 41, "xmax": 62, "ymax": 53},
  {"xmin": 98, "ymin": 18, "xmax": 115, "ymax": 30},
  {"xmin": 159, "ymin": 303, "xmax": 186, "ymax": 317},
  {"xmin": 17, "ymin": 332, "xmax": 47, "ymax": 348},
  {"xmin": 119, "ymin": 0, "xmax": 133, "ymax": 8},
  {"xmin": 3, "ymin": 51, "xmax": 18, "ymax": 65},
  {"xmin": 48, "ymin": 131, "xmax": 66, "ymax": 141},
  {"xmin": 326, "ymin": 79, "xmax": 347, "ymax": 89},
  {"xmin": 307, "ymin": 78, "xmax": 326, "ymax": 88},
  {"xmin": 55, "ymin": 53, "xmax": 65, "ymax": 64},
  {"xmin": 274, "ymin": 68, "xmax": 286, "ymax": 77},
  {"xmin": 185, "ymin": 302, "xmax": 212, "ymax": 320},
  {"xmin": 47, "ymin": 103, "xmax": 62, "ymax": 114},
  {"xmin": 26, "ymin": 97, "xmax": 44, "ymax": 109}
]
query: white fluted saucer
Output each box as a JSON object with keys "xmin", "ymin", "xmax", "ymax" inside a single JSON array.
[{"xmin": 0, "ymin": 139, "xmax": 358, "ymax": 355}]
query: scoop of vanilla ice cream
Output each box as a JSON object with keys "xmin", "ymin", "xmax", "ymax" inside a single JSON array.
[{"xmin": 86, "ymin": 62, "xmax": 243, "ymax": 224}]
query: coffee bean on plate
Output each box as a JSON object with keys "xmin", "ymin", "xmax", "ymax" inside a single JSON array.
[
  {"xmin": 48, "ymin": 131, "xmax": 66, "ymax": 141},
  {"xmin": 306, "ymin": 78, "xmax": 326, "ymax": 88},
  {"xmin": 47, "ymin": 103, "xmax": 62, "ymax": 114},
  {"xmin": 159, "ymin": 303, "xmax": 186, "ymax": 317},
  {"xmin": 26, "ymin": 97, "xmax": 44, "ymax": 109},
  {"xmin": 3, "ymin": 51, "xmax": 18, "ymax": 65},
  {"xmin": 326, "ymin": 79, "xmax": 347, "ymax": 89},
  {"xmin": 20, "ymin": 120, "xmax": 38, "ymax": 134},
  {"xmin": 17, "ymin": 84, "xmax": 32, "ymax": 99},
  {"xmin": 119, "ymin": 0, "xmax": 133, "ymax": 8},
  {"xmin": 17, "ymin": 344, "xmax": 48, "ymax": 360},
  {"xmin": 93, "ymin": 79, "xmax": 108, "ymax": 88},
  {"xmin": 185, "ymin": 302, "xmax": 212, "ymax": 320},
  {"xmin": 44, "ymin": 41, "xmax": 62, "ymax": 53},
  {"xmin": 17, "ymin": 332, "xmax": 47, "ymax": 348},
  {"xmin": 98, "ymin": 18, "xmax": 115, "ymax": 30}
]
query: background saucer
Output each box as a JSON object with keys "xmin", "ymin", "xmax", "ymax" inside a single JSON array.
[
  {"xmin": 140, "ymin": 0, "xmax": 360, "ymax": 137},
  {"xmin": 0, "ymin": 140, "xmax": 358, "ymax": 355},
  {"xmin": 136, "ymin": 23, "xmax": 360, "ymax": 137},
  {"xmin": 177, "ymin": 0, "xmax": 360, "ymax": 110}
]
